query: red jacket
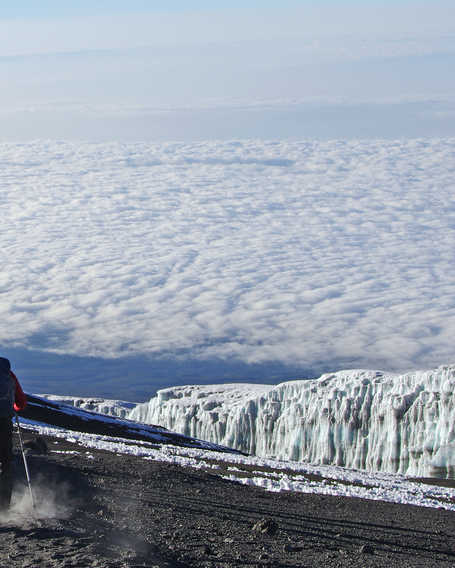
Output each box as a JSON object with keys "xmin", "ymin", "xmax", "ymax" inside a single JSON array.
[{"xmin": 10, "ymin": 371, "xmax": 27, "ymax": 412}]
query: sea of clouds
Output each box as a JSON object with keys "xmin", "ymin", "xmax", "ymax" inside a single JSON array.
[{"xmin": 1, "ymin": 138, "xmax": 455, "ymax": 393}]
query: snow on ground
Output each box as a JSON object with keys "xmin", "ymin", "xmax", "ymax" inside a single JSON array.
[
  {"xmin": 19, "ymin": 417, "xmax": 455, "ymax": 513},
  {"xmin": 2, "ymin": 138, "xmax": 455, "ymax": 384}
]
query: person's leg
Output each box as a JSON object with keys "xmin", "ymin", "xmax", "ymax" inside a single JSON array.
[{"xmin": 0, "ymin": 417, "xmax": 13, "ymax": 510}]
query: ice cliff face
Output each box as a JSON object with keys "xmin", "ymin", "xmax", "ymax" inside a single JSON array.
[
  {"xmin": 40, "ymin": 395, "xmax": 137, "ymax": 419},
  {"xmin": 129, "ymin": 366, "xmax": 455, "ymax": 478}
]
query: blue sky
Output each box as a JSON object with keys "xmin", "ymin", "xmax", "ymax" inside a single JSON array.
[
  {"xmin": 0, "ymin": 0, "xmax": 454, "ymax": 140},
  {"xmin": 0, "ymin": 0, "xmax": 415, "ymax": 19},
  {"xmin": 1, "ymin": 1, "xmax": 311, "ymax": 19}
]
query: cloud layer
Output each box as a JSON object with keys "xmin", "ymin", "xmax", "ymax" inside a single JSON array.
[{"xmin": 2, "ymin": 138, "xmax": 455, "ymax": 374}]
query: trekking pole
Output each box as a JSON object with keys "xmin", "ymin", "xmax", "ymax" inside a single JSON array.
[{"xmin": 14, "ymin": 412, "xmax": 36, "ymax": 511}]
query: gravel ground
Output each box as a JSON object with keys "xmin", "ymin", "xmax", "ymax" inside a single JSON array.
[{"xmin": 2, "ymin": 431, "xmax": 455, "ymax": 568}]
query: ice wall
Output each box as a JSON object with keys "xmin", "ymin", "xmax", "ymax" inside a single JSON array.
[
  {"xmin": 129, "ymin": 366, "xmax": 455, "ymax": 478},
  {"xmin": 40, "ymin": 395, "xmax": 138, "ymax": 419}
]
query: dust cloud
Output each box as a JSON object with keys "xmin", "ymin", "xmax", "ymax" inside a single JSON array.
[{"xmin": 0, "ymin": 477, "xmax": 72, "ymax": 527}]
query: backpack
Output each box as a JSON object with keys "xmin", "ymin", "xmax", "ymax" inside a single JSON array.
[{"xmin": 0, "ymin": 358, "xmax": 14, "ymax": 417}]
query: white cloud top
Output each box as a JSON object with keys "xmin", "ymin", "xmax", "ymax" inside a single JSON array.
[{"xmin": 2, "ymin": 138, "xmax": 455, "ymax": 373}]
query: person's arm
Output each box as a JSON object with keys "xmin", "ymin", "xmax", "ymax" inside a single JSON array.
[{"xmin": 10, "ymin": 371, "xmax": 27, "ymax": 412}]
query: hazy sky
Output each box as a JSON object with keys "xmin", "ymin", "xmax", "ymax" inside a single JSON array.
[
  {"xmin": 3, "ymin": 1, "xmax": 300, "ymax": 19},
  {"xmin": 2, "ymin": 1, "xmax": 437, "ymax": 20},
  {"xmin": 1, "ymin": 1, "xmax": 454, "ymax": 140}
]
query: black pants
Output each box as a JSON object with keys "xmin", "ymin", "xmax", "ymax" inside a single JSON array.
[{"xmin": 0, "ymin": 417, "xmax": 13, "ymax": 510}]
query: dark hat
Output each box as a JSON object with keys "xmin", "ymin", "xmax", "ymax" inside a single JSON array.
[{"xmin": 0, "ymin": 357, "xmax": 11, "ymax": 372}]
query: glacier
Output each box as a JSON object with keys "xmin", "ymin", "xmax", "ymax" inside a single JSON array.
[
  {"xmin": 39, "ymin": 395, "xmax": 137, "ymax": 419},
  {"xmin": 129, "ymin": 366, "xmax": 455, "ymax": 478}
]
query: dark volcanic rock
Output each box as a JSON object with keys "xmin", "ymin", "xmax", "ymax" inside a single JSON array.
[
  {"xmin": 23, "ymin": 435, "xmax": 48, "ymax": 455},
  {"xmin": 2, "ymin": 429, "xmax": 455, "ymax": 567},
  {"xmin": 252, "ymin": 518, "xmax": 279, "ymax": 535}
]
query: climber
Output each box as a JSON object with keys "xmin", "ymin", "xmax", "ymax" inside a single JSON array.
[{"xmin": 0, "ymin": 357, "xmax": 27, "ymax": 510}]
